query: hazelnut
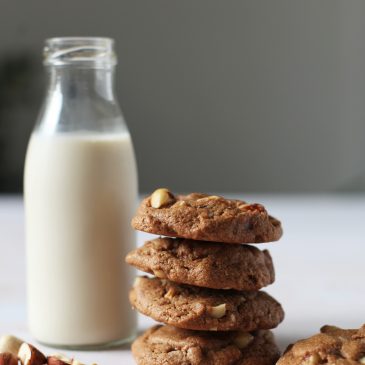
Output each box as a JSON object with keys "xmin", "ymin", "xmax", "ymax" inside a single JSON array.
[
  {"xmin": 18, "ymin": 343, "xmax": 47, "ymax": 365},
  {"xmin": 233, "ymin": 332, "xmax": 254, "ymax": 349},
  {"xmin": 207, "ymin": 303, "xmax": 226, "ymax": 319},
  {"xmin": 0, "ymin": 335, "xmax": 23, "ymax": 355},
  {"xmin": 0, "ymin": 353, "xmax": 18, "ymax": 365},
  {"xmin": 150, "ymin": 188, "xmax": 175, "ymax": 208},
  {"xmin": 48, "ymin": 354, "xmax": 72, "ymax": 365}
]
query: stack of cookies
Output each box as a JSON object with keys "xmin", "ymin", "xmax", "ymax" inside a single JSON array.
[{"xmin": 126, "ymin": 189, "xmax": 284, "ymax": 365}]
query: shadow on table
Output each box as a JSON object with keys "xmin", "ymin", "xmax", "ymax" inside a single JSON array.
[{"xmin": 275, "ymin": 334, "xmax": 301, "ymax": 353}]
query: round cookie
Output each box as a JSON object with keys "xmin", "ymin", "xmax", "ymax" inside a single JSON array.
[
  {"xmin": 132, "ymin": 325, "xmax": 280, "ymax": 365},
  {"xmin": 278, "ymin": 324, "xmax": 365, "ymax": 365},
  {"xmin": 131, "ymin": 190, "xmax": 282, "ymax": 244},
  {"xmin": 126, "ymin": 237, "xmax": 275, "ymax": 291},
  {"xmin": 130, "ymin": 276, "xmax": 284, "ymax": 332}
]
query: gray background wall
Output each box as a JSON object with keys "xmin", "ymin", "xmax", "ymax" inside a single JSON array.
[{"xmin": 0, "ymin": 0, "xmax": 364, "ymax": 192}]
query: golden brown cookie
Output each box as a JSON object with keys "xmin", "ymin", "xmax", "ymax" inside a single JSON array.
[
  {"xmin": 130, "ymin": 277, "xmax": 284, "ymax": 332},
  {"xmin": 132, "ymin": 325, "xmax": 280, "ymax": 365},
  {"xmin": 126, "ymin": 237, "xmax": 275, "ymax": 290},
  {"xmin": 131, "ymin": 190, "xmax": 282, "ymax": 244},
  {"xmin": 277, "ymin": 324, "xmax": 365, "ymax": 365}
]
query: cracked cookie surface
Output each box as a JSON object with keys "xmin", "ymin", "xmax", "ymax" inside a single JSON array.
[
  {"xmin": 131, "ymin": 192, "xmax": 282, "ymax": 244},
  {"xmin": 126, "ymin": 237, "xmax": 275, "ymax": 290},
  {"xmin": 278, "ymin": 324, "xmax": 365, "ymax": 365},
  {"xmin": 132, "ymin": 325, "xmax": 280, "ymax": 365},
  {"xmin": 130, "ymin": 277, "xmax": 284, "ymax": 332}
]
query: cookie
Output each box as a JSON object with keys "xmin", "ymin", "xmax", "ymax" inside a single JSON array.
[
  {"xmin": 277, "ymin": 324, "xmax": 365, "ymax": 365},
  {"xmin": 126, "ymin": 237, "xmax": 275, "ymax": 290},
  {"xmin": 131, "ymin": 190, "xmax": 282, "ymax": 244},
  {"xmin": 130, "ymin": 277, "xmax": 284, "ymax": 332},
  {"xmin": 132, "ymin": 325, "xmax": 280, "ymax": 365}
]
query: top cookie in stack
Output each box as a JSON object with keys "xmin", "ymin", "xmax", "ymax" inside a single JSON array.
[
  {"xmin": 131, "ymin": 189, "xmax": 282, "ymax": 244},
  {"xmin": 127, "ymin": 189, "xmax": 284, "ymax": 365}
]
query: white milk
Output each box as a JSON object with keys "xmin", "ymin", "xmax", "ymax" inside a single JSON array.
[{"xmin": 24, "ymin": 132, "xmax": 137, "ymax": 346}]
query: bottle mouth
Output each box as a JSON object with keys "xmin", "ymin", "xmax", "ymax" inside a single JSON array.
[{"xmin": 44, "ymin": 37, "xmax": 117, "ymax": 67}]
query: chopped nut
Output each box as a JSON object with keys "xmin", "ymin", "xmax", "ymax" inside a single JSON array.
[
  {"xmin": 0, "ymin": 353, "xmax": 18, "ymax": 365},
  {"xmin": 72, "ymin": 360, "xmax": 86, "ymax": 365},
  {"xmin": 18, "ymin": 343, "xmax": 47, "ymax": 365},
  {"xmin": 174, "ymin": 201, "xmax": 186, "ymax": 207},
  {"xmin": 0, "ymin": 335, "xmax": 23, "ymax": 356},
  {"xmin": 150, "ymin": 188, "xmax": 175, "ymax": 208},
  {"xmin": 207, "ymin": 303, "xmax": 226, "ymax": 319},
  {"xmin": 238, "ymin": 203, "xmax": 250, "ymax": 209},
  {"xmin": 153, "ymin": 269, "xmax": 167, "ymax": 279},
  {"xmin": 233, "ymin": 332, "xmax": 254, "ymax": 349},
  {"xmin": 48, "ymin": 354, "xmax": 72, "ymax": 365},
  {"xmin": 304, "ymin": 354, "xmax": 321, "ymax": 365},
  {"xmin": 164, "ymin": 288, "xmax": 177, "ymax": 300}
]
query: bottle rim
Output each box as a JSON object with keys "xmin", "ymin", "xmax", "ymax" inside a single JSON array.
[{"xmin": 44, "ymin": 37, "xmax": 117, "ymax": 67}]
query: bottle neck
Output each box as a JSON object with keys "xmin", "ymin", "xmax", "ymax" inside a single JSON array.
[
  {"xmin": 35, "ymin": 64, "xmax": 127, "ymax": 135},
  {"xmin": 47, "ymin": 66, "xmax": 115, "ymax": 102}
]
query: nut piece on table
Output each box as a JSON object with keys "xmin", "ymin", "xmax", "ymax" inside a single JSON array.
[
  {"xmin": 233, "ymin": 332, "xmax": 254, "ymax": 349},
  {"xmin": 48, "ymin": 354, "xmax": 73, "ymax": 365},
  {"xmin": 18, "ymin": 343, "xmax": 47, "ymax": 365},
  {"xmin": 207, "ymin": 303, "xmax": 227, "ymax": 319},
  {"xmin": 72, "ymin": 360, "xmax": 87, "ymax": 365},
  {"xmin": 0, "ymin": 353, "xmax": 18, "ymax": 365},
  {"xmin": 0, "ymin": 335, "xmax": 24, "ymax": 355},
  {"xmin": 150, "ymin": 188, "xmax": 175, "ymax": 208}
]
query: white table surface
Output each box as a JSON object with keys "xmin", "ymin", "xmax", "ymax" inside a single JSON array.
[{"xmin": 1, "ymin": 194, "xmax": 364, "ymax": 364}]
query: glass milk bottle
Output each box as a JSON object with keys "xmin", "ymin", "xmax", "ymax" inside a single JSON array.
[{"xmin": 24, "ymin": 37, "xmax": 138, "ymax": 348}]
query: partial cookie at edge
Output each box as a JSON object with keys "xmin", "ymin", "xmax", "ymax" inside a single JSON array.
[{"xmin": 277, "ymin": 324, "xmax": 365, "ymax": 365}]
